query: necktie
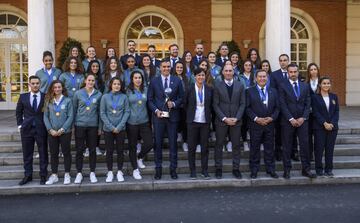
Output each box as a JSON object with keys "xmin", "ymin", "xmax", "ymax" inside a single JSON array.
[
  {"xmin": 293, "ymin": 82, "xmax": 300, "ymax": 100},
  {"xmin": 283, "ymin": 72, "xmax": 288, "ymax": 80},
  {"xmin": 198, "ymin": 56, "xmax": 201, "ymax": 62},
  {"xmin": 171, "ymin": 58, "xmax": 176, "ymax": 67},
  {"xmin": 164, "ymin": 77, "xmax": 168, "ymax": 89},
  {"xmin": 32, "ymin": 94, "xmax": 37, "ymax": 111}
]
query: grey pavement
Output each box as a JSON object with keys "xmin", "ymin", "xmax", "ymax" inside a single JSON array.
[{"xmin": 1, "ymin": 183, "xmax": 360, "ymax": 223}]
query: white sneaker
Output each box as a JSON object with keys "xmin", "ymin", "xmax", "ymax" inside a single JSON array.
[
  {"xmin": 90, "ymin": 172, "xmax": 98, "ymax": 183},
  {"xmin": 133, "ymin": 169, "xmax": 142, "ymax": 180},
  {"xmin": 74, "ymin": 173, "xmax": 83, "ymax": 184},
  {"xmin": 211, "ymin": 132, "xmax": 216, "ymax": 142},
  {"xmin": 83, "ymin": 148, "xmax": 89, "ymax": 157},
  {"xmin": 136, "ymin": 143, "xmax": 142, "ymax": 154},
  {"xmin": 137, "ymin": 158, "xmax": 146, "ymax": 169},
  {"xmin": 226, "ymin": 141, "xmax": 232, "ymax": 152},
  {"xmin": 117, "ymin": 170, "xmax": 124, "ymax": 182},
  {"xmin": 45, "ymin": 174, "xmax": 59, "ymax": 185},
  {"xmin": 244, "ymin": 141, "xmax": 250, "ymax": 152},
  {"xmin": 63, "ymin": 173, "xmax": 71, "ymax": 185},
  {"xmin": 196, "ymin": 144, "xmax": 201, "ymax": 153},
  {"xmin": 105, "ymin": 171, "xmax": 114, "ymax": 183},
  {"xmin": 260, "ymin": 144, "xmax": 264, "ymax": 151},
  {"xmin": 182, "ymin": 142, "xmax": 188, "ymax": 152},
  {"xmin": 35, "ymin": 153, "xmax": 39, "ymax": 158},
  {"xmin": 59, "ymin": 152, "xmax": 64, "ymax": 158},
  {"xmin": 177, "ymin": 133, "xmax": 183, "ymax": 142},
  {"xmin": 96, "ymin": 147, "xmax": 103, "ymax": 156}
]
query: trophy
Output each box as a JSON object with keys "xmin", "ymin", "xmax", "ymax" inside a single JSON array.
[{"xmin": 161, "ymin": 87, "xmax": 172, "ymax": 118}]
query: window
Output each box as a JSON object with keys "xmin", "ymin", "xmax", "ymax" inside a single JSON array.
[{"xmin": 126, "ymin": 14, "xmax": 177, "ymax": 59}]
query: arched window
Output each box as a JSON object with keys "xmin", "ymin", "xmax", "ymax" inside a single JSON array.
[
  {"xmin": 0, "ymin": 12, "xmax": 27, "ymax": 109},
  {"xmin": 126, "ymin": 14, "xmax": 178, "ymax": 59}
]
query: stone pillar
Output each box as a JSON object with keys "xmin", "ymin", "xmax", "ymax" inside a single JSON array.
[
  {"xmin": 28, "ymin": 0, "xmax": 55, "ymax": 76},
  {"xmin": 265, "ymin": 0, "xmax": 291, "ymax": 70},
  {"xmin": 211, "ymin": 0, "xmax": 232, "ymax": 51},
  {"xmin": 68, "ymin": 0, "xmax": 91, "ymax": 50}
]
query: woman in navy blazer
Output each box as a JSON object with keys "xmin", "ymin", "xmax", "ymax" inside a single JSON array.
[{"xmin": 311, "ymin": 76, "xmax": 339, "ymax": 177}]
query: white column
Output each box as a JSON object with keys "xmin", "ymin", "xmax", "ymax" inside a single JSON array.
[
  {"xmin": 265, "ymin": 0, "xmax": 291, "ymax": 70},
  {"xmin": 28, "ymin": 0, "xmax": 55, "ymax": 76}
]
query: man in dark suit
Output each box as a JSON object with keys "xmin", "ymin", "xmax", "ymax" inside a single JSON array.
[
  {"xmin": 215, "ymin": 43, "xmax": 229, "ymax": 67},
  {"xmin": 213, "ymin": 64, "xmax": 246, "ymax": 179},
  {"xmin": 184, "ymin": 68, "xmax": 213, "ymax": 179},
  {"xmin": 147, "ymin": 60, "xmax": 184, "ymax": 180},
  {"xmin": 164, "ymin": 44, "xmax": 181, "ymax": 69},
  {"xmin": 148, "ymin": 44, "xmax": 161, "ymax": 68},
  {"xmin": 246, "ymin": 70, "xmax": 279, "ymax": 179},
  {"xmin": 192, "ymin": 43, "xmax": 206, "ymax": 67},
  {"xmin": 279, "ymin": 63, "xmax": 316, "ymax": 179},
  {"xmin": 271, "ymin": 54, "xmax": 299, "ymax": 162},
  {"xmin": 119, "ymin": 40, "xmax": 142, "ymax": 70},
  {"xmin": 16, "ymin": 75, "xmax": 48, "ymax": 185}
]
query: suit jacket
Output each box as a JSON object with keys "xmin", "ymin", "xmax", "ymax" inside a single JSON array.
[
  {"xmin": 215, "ymin": 57, "xmax": 228, "ymax": 67},
  {"xmin": 192, "ymin": 55, "xmax": 206, "ymax": 67},
  {"xmin": 147, "ymin": 75, "xmax": 184, "ymax": 122},
  {"xmin": 271, "ymin": 69, "xmax": 288, "ymax": 90},
  {"xmin": 119, "ymin": 54, "xmax": 142, "ymax": 70},
  {"xmin": 246, "ymin": 86, "xmax": 279, "ymax": 128},
  {"xmin": 152, "ymin": 58, "xmax": 161, "ymax": 68},
  {"xmin": 184, "ymin": 83, "xmax": 213, "ymax": 124},
  {"xmin": 279, "ymin": 80, "xmax": 311, "ymax": 124},
  {"xmin": 16, "ymin": 92, "xmax": 47, "ymax": 137},
  {"xmin": 213, "ymin": 79, "xmax": 246, "ymax": 126},
  {"xmin": 311, "ymin": 93, "xmax": 339, "ymax": 130}
]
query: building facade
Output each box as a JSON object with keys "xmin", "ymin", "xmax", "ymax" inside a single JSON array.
[{"xmin": 0, "ymin": 0, "xmax": 358, "ymax": 110}]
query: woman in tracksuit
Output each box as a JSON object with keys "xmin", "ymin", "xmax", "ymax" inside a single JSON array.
[
  {"xmin": 35, "ymin": 51, "xmax": 62, "ymax": 94},
  {"xmin": 59, "ymin": 56, "xmax": 84, "ymax": 99},
  {"xmin": 43, "ymin": 80, "xmax": 74, "ymax": 185},
  {"xmin": 72, "ymin": 73, "xmax": 102, "ymax": 184},
  {"xmin": 100, "ymin": 77, "xmax": 132, "ymax": 182}
]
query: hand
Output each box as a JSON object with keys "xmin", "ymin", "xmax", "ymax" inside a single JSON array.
[
  {"xmin": 49, "ymin": 129, "xmax": 58, "ymax": 137},
  {"xmin": 56, "ymin": 128, "xmax": 65, "ymax": 136},
  {"xmin": 98, "ymin": 130, "xmax": 102, "ymax": 135},
  {"xmin": 156, "ymin": 110, "xmax": 163, "ymax": 118},
  {"xmin": 224, "ymin": 118, "xmax": 234, "ymax": 126},
  {"xmin": 112, "ymin": 128, "xmax": 119, "ymax": 134},
  {"xmin": 256, "ymin": 117, "xmax": 267, "ymax": 126},
  {"xmin": 296, "ymin": 118, "xmax": 305, "ymax": 126},
  {"xmin": 167, "ymin": 100, "xmax": 174, "ymax": 109},
  {"xmin": 290, "ymin": 119, "xmax": 298, "ymax": 127},
  {"xmin": 264, "ymin": 117, "xmax": 273, "ymax": 124},
  {"xmin": 324, "ymin": 122, "xmax": 333, "ymax": 131}
]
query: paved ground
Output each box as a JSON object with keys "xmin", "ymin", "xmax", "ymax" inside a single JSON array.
[
  {"xmin": 3, "ymin": 106, "xmax": 360, "ymax": 133},
  {"xmin": 0, "ymin": 184, "xmax": 360, "ymax": 223}
]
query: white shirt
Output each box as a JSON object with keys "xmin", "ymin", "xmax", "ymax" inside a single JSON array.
[
  {"xmin": 30, "ymin": 91, "xmax": 41, "ymax": 109},
  {"xmin": 221, "ymin": 56, "xmax": 228, "ymax": 62},
  {"xmin": 289, "ymin": 79, "xmax": 299, "ymax": 86},
  {"xmin": 310, "ymin": 78, "xmax": 318, "ymax": 93},
  {"xmin": 323, "ymin": 96, "xmax": 330, "ymax": 111},
  {"xmin": 224, "ymin": 78, "xmax": 234, "ymax": 86},
  {"xmin": 54, "ymin": 95, "xmax": 64, "ymax": 106},
  {"xmin": 281, "ymin": 69, "xmax": 288, "ymax": 79},
  {"xmin": 110, "ymin": 71, "xmax": 117, "ymax": 78},
  {"xmin": 194, "ymin": 84, "xmax": 206, "ymax": 123}
]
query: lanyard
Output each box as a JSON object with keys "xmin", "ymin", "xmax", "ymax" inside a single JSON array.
[
  {"xmin": 53, "ymin": 96, "xmax": 65, "ymax": 113},
  {"xmin": 111, "ymin": 92, "xmax": 122, "ymax": 111},
  {"xmin": 257, "ymin": 86, "xmax": 267, "ymax": 103},
  {"xmin": 197, "ymin": 86, "xmax": 204, "ymax": 104},
  {"xmin": 45, "ymin": 68, "xmax": 55, "ymax": 85},
  {"xmin": 82, "ymin": 89, "xmax": 95, "ymax": 107},
  {"xmin": 70, "ymin": 73, "xmax": 77, "ymax": 89}
]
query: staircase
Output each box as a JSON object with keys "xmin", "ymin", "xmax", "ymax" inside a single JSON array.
[{"xmin": 0, "ymin": 128, "xmax": 360, "ymax": 195}]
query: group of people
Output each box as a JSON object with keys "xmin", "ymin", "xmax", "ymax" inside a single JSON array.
[{"xmin": 15, "ymin": 40, "xmax": 339, "ymax": 186}]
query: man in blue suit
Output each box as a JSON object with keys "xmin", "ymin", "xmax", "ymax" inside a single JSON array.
[
  {"xmin": 279, "ymin": 64, "xmax": 316, "ymax": 179},
  {"xmin": 164, "ymin": 44, "xmax": 181, "ymax": 69},
  {"xmin": 119, "ymin": 40, "xmax": 142, "ymax": 70},
  {"xmin": 246, "ymin": 70, "xmax": 279, "ymax": 179},
  {"xmin": 192, "ymin": 43, "xmax": 206, "ymax": 67},
  {"xmin": 16, "ymin": 75, "xmax": 48, "ymax": 185},
  {"xmin": 148, "ymin": 45, "xmax": 161, "ymax": 68},
  {"xmin": 215, "ymin": 43, "xmax": 229, "ymax": 67},
  {"xmin": 147, "ymin": 60, "xmax": 184, "ymax": 180}
]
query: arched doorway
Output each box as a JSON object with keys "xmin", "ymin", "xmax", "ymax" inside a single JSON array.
[
  {"xmin": 119, "ymin": 5, "xmax": 184, "ymax": 59},
  {"xmin": 0, "ymin": 12, "xmax": 27, "ymax": 110}
]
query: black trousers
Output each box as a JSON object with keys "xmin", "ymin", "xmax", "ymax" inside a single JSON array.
[
  {"xmin": 215, "ymin": 123, "xmax": 241, "ymax": 170},
  {"xmin": 308, "ymin": 113, "xmax": 315, "ymax": 159},
  {"xmin": 127, "ymin": 122, "xmax": 153, "ymax": 166},
  {"xmin": 187, "ymin": 122, "xmax": 210, "ymax": 172},
  {"xmin": 104, "ymin": 131, "xmax": 126, "ymax": 171},
  {"xmin": 75, "ymin": 126, "xmax": 97, "ymax": 172},
  {"xmin": 178, "ymin": 108, "xmax": 188, "ymax": 142},
  {"xmin": 281, "ymin": 121, "xmax": 311, "ymax": 171},
  {"xmin": 48, "ymin": 132, "xmax": 72, "ymax": 173},
  {"xmin": 241, "ymin": 116, "xmax": 249, "ymax": 142},
  {"xmin": 21, "ymin": 127, "xmax": 48, "ymax": 177},
  {"xmin": 314, "ymin": 129, "xmax": 338, "ymax": 172},
  {"xmin": 249, "ymin": 123, "xmax": 275, "ymax": 172}
]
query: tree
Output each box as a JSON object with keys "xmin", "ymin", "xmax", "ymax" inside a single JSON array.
[
  {"xmin": 216, "ymin": 40, "xmax": 242, "ymax": 58},
  {"xmin": 57, "ymin": 37, "xmax": 86, "ymax": 70}
]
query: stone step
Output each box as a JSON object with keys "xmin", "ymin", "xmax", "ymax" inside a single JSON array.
[
  {"xmin": 0, "ymin": 134, "xmax": 359, "ymax": 153},
  {"xmin": 1, "ymin": 144, "xmax": 360, "ymax": 166},
  {"xmin": 1, "ymin": 156, "xmax": 360, "ymax": 180},
  {"xmin": 0, "ymin": 169, "xmax": 360, "ymax": 196}
]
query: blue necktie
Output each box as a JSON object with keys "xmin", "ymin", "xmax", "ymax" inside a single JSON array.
[
  {"xmin": 293, "ymin": 82, "xmax": 300, "ymax": 100},
  {"xmin": 171, "ymin": 58, "xmax": 176, "ymax": 67},
  {"xmin": 283, "ymin": 72, "xmax": 288, "ymax": 80},
  {"xmin": 164, "ymin": 77, "xmax": 168, "ymax": 89},
  {"xmin": 32, "ymin": 94, "xmax": 37, "ymax": 111}
]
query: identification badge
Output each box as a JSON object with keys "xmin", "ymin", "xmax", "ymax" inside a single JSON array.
[
  {"xmin": 86, "ymin": 106, "xmax": 90, "ymax": 110},
  {"xmin": 55, "ymin": 112, "xmax": 60, "ymax": 116},
  {"xmin": 92, "ymin": 98, "xmax": 97, "ymax": 103},
  {"xmin": 112, "ymin": 109, "xmax": 116, "ymax": 114},
  {"xmin": 61, "ymin": 105, "xmax": 66, "ymax": 110},
  {"xmin": 72, "ymin": 88, "xmax": 76, "ymax": 91},
  {"xmin": 138, "ymin": 100, "xmax": 142, "ymax": 105},
  {"xmin": 53, "ymin": 76, "xmax": 57, "ymax": 81}
]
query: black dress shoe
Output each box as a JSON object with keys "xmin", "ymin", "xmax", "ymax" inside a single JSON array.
[
  {"xmin": 40, "ymin": 176, "xmax": 46, "ymax": 185},
  {"xmin": 291, "ymin": 153, "xmax": 300, "ymax": 161},
  {"xmin": 201, "ymin": 171, "xmax": 211, "ymax": 180},
  {"xmin": 154, "ymin": 168, "xmax": 162, "ymax": 180},
  {"xmin": 267, "ymin": 171, "xmax": 279, "ymax": 179},
  {"xmin": 250, "ymin": 171, "xmax": 257, "ymax": 179},
  {"xmin": 190, "ymin": 171, "xmax": 197, "ymax": 180},
  {"xmin": 170, "ymin": 170, "xmax": 178, "ymax": 179},
  {"xmin": 232, "ymin": 169, "xmax": 242, "ymax": 179},
  {"xmin": 302, "ymin": 170, "xmax": 317, "ymax": 179},
  {"xmin": 283, "ymin": 170, "xmax": 291, "ymax": 179},
  {"xmin": 19, "ymin": 176, "xmax": 32, "ymax": 186},
  {"xmin": 215, "ymin": 169, "xmax": 222, "ymax": 179},
  {"xmin": 324, "ymin": 171, "xmax": 334, "ymax": 177}
]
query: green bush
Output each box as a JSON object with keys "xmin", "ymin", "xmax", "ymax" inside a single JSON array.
[
  {"xmin": 57, "ymin": 37, "xmax": 86, "ymax": 70},
  {"xmin": 216, "ymin": 40, "xmax": 242, "ymax": 57}
]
